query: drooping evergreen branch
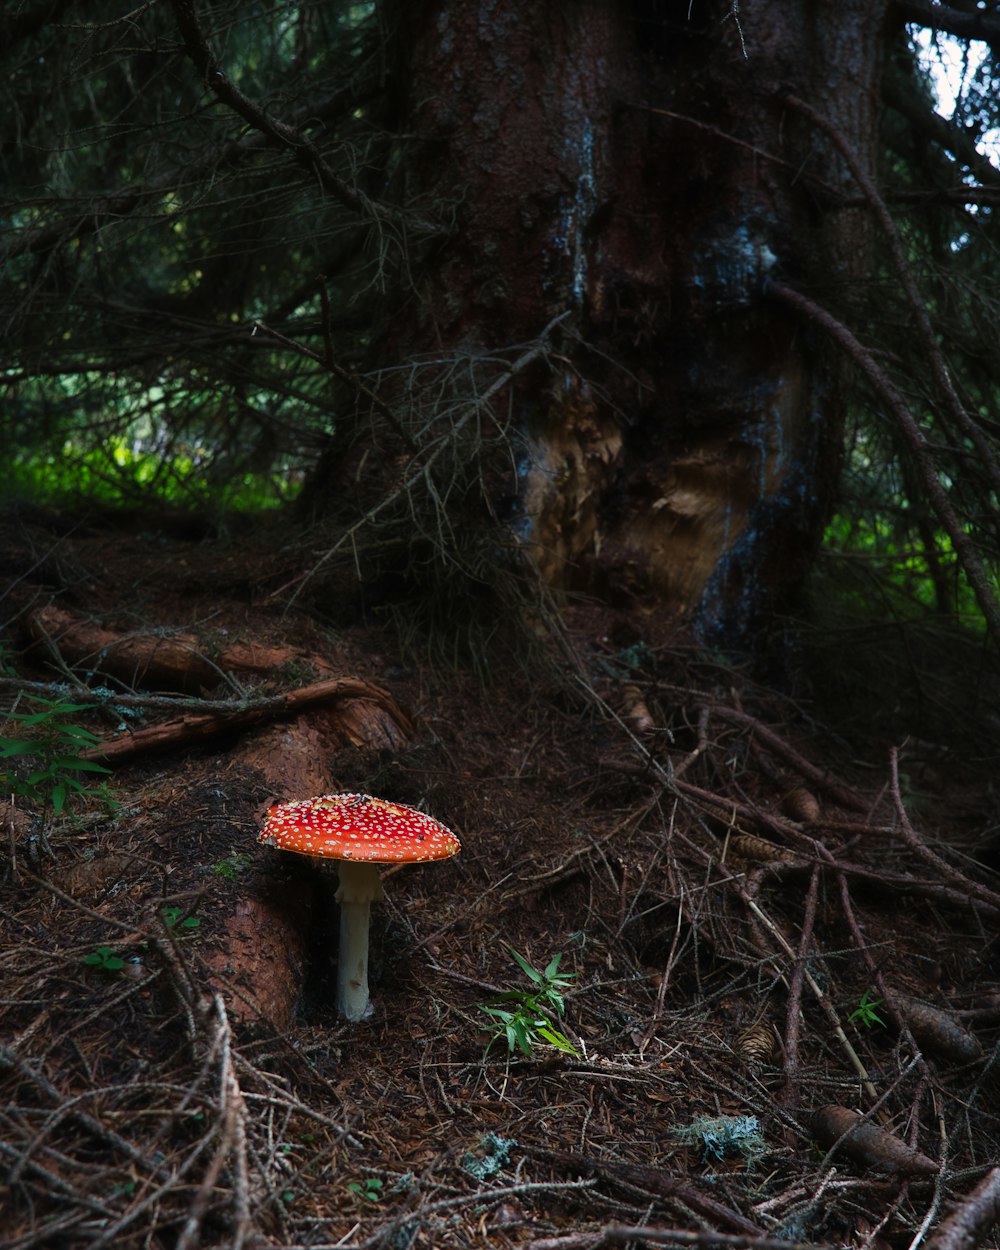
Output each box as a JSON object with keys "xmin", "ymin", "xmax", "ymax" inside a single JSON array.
[
  {"xmin": 767, "ymin": 279, "xmax": 1000, "ymax": 644},
  {"xmin": 0, "ymin": 0, "xmax": 76, "ymax": 48},
  {"xmin": 780, "ymin": 92, "xmax": 1000, "ymax": 503},
  {"xmin": 3, "ymin": 82, "xmax": 373, "ymax": 263},
  {"xmin": 167, "ymin": 0, "xmax": 438, "ymax": 235},
  {"xmin": 252, "ymin": 317, "xmax": 419, "ymax": 455}
]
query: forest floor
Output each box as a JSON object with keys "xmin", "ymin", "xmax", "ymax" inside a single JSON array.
[{"xmin": 2, "ymin": 503, "xmax": 999, "ymax": 1250}]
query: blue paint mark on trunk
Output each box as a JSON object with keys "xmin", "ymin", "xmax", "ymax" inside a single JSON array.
[{"xmin": 552, "ymin": 117, "xmax": 597, "ymax": 305}]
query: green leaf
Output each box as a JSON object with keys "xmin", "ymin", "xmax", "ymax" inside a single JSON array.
[
  {"xmin": 509, "ymin": 948, "xmax": 544, "ymax": 985},
  {"xmin": 535, "ymin": 1023, "xmax": 578, "ymax": 1055},
  {"xmin": 509, "ymin": 1019, "xmax": 533, "ymax": 1054},
  {"xmin": 163, "ymin": 907, "xmax": 200, "ymax": 930},
  {"xmin": 0, "ymin": 739, "xmax": 36, "ymax": 757},
  {"xmin": 481, "ymin": 1004, "xmax": 514, "ymax": 1024},
  {"xmin": 56, "ymin": 723, "xmax": 103, "ymax": 743}
]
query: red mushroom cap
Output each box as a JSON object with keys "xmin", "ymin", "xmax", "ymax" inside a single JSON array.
[{"xmin": 259, "ymin": 793, "xmax": 461, "ymax": 864}]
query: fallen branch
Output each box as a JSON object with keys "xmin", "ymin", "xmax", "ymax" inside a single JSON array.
[
  {"xmin": 925, "ymin": 1167, "xmax": 1000, "ymax": 1250},
  {"xmin": 523, "ymin": 1226, "xmax": 832, "ymax": 1250},
  {"xmin": 706, "ymin": 705, "xmax": 869, "ymax": 813},
  {"xmin": 523, "ymin": 1145, "xmax": 764, "ymax": 1237},
  {"xmin": 81, "ymin": 676, "xmax": 413, "ymax": 765},
  {"xmin": 889, "ymin": 747, "xmax": 1000, "ymax": 914},
  {"xmin": 24, "ymin": 602, "xmax": 338, "ymax": 693},
  {"xmin": 736, "ymin": 886, "xmax": 882, "ymax": 1107},
  {"xmin": 781, "ymin": 865, "xmax": 820, "ymax": 1120}
]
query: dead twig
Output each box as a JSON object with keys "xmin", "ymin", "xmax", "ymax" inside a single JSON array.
[
  {"xmin": 523, "ymin": 1145, "xmax": 765, "ymax": 1236},
  {"xmin": 889, "ymin": 746, "xmax": 1000, "ymax": 914},
  {"xmin": 735, "ymin": 886, "xmax": 882, "ymax": 1108},
  {"xmin": 175, "ymin": 995, "xmax": 251, "ymax": 1250},
  {"xmin": 780, "ymin": 865, "xmax": 820, "ymax": 1122},
  {"xmin": 523, "ymin": 1225, "xmax": 833, "ymax": 1250},
  {"xmin": 924, "ymin": 1167, "xmax": 1000, "ymax": 1250},
  {"xmin": 706, "ymin": 705, "xmax": 869, "ymax": 813},
  {"xmin": 0, "ymin": 1044, "xmax": 171, "ymax": 1182}
]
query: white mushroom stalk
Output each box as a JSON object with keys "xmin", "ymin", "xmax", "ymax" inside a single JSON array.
[
  {"xmin": 258, "ymin": 793, "xmax": 461, "ymax": 1021},
  {"xmin": 334, "ymin": 860, "xmax": 385, "ymax": 1022}
]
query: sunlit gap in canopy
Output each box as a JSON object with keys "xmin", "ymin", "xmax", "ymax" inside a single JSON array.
[
  {"xmin": 910, "ymin": 24, "xmax": 999, "ymax": 167},
  {"xmin": 910, "ymin": 24, "xmax": 998, "ymax": 252}
]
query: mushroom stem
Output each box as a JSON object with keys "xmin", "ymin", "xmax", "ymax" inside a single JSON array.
[{"xmin": 334, "ymin": 860, "xmax": 385, "ymax": 1021}]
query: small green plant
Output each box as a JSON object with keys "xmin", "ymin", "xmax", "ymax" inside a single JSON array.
[
  {"xmin": 162, "ymin": 907, "xmax": 200, "ymax": 930},
  {"xmin": 849, "ymin": 989, "xmax": 886, "ymax": 1030},
  {"xmin": 83, "ymin": 945, "xmax": 125, "ymax": 973},
  {"xmin": 0, "ymin": 694, "xmax": 112, "ymax": 816},
  {"xmin": 213, "ymin": 853, "xmax": 251, "ymax": 878},
  {"xmin": 347, "ymin": 1176, "xmax": 383, "ymax": 1204},
  {"xmin": 480, "ymin": 949, "xmax": 578, "ymax": 1058}
]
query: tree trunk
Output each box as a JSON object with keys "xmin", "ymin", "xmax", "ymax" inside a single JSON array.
[{"xmin": 381, "ymin": 0, "xmax": 890, "ymax": 645}]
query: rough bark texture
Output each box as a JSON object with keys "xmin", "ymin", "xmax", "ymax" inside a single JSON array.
[{"xmin": 388, "ymin": 0, "xmax": 890, "ymax": 643}]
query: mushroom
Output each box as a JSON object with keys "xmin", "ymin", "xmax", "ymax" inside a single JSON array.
[{"xmin": 258, "ymin": 793, "xmax": 460, "ymax": 1021}]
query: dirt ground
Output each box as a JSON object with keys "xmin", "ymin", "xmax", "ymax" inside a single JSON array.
[{"xmin": 2, "ymin": 504, "xmax": 999, "ymax": 1250}]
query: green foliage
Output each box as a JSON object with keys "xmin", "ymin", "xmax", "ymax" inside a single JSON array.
[
  {"xmin": 849, "ymin": 989, "xmax": 886, "ymax": 1030},
  {"xmin": 347, "ymin": 1177, "xmax": 383, "ymax": 1204},
  {"xmin": 8, "ymin": 435, "xmax": 297, "ymax": 514},
  {"xmin": 0, "ymin": 695, "xmax": 113, "ymax": 817},
  {"xmin": 822, "ymin": 509, "xmax": 996, "ymax": 631},
  {"xmin": 480, "ymin": 949, "xmax": 578, "ymax": 1058},
  {"xmin": 213, "ymin": 853, "xmax": 252, "ymax": 878},
  {"xmin": 82, "ymin": 945, "xmax": 125, "ymax": 973},
  {"xmin": 161, "ymin": 907, "xmax": 201, "ymax": 931},
  {"xmin": 82, "ymin": 907, "xmax": 199, "ymax": 974},
  {"xmin": 1, "ymin": 0, "xmax": 382, "ymax": 518}
]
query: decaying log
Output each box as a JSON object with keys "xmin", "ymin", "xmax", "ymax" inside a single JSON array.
[
  {"xmin": 237, "ymin": 717, "xmax": 333, "ymax": 802},
  {"xmin": 81, "ymin": 677, "xmax": 414, "ymax": 765},
  {"xmin": 214, "ymin": 639, "xmax": 336, "ymax": 676},
  {"xmin": 208, "ymin": 891, "xmax": 312, "ymax": 1027},
  {"xmin": 25, "ymin": 603, "xmax": 339, "ymax": 693},
  {"xmin": 27, "ymin": 603, "xmax": 219, "ymax": 692}
]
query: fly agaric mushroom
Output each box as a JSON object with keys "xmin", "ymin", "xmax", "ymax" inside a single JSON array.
[{"xmin": 258, "ymin": 793, "xmax": 460, "ymax": 1021}]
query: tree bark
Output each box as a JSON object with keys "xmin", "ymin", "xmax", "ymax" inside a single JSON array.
[{"xmin": 379, "ymin": 0, "xmax": 891, "ymax": 645}]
